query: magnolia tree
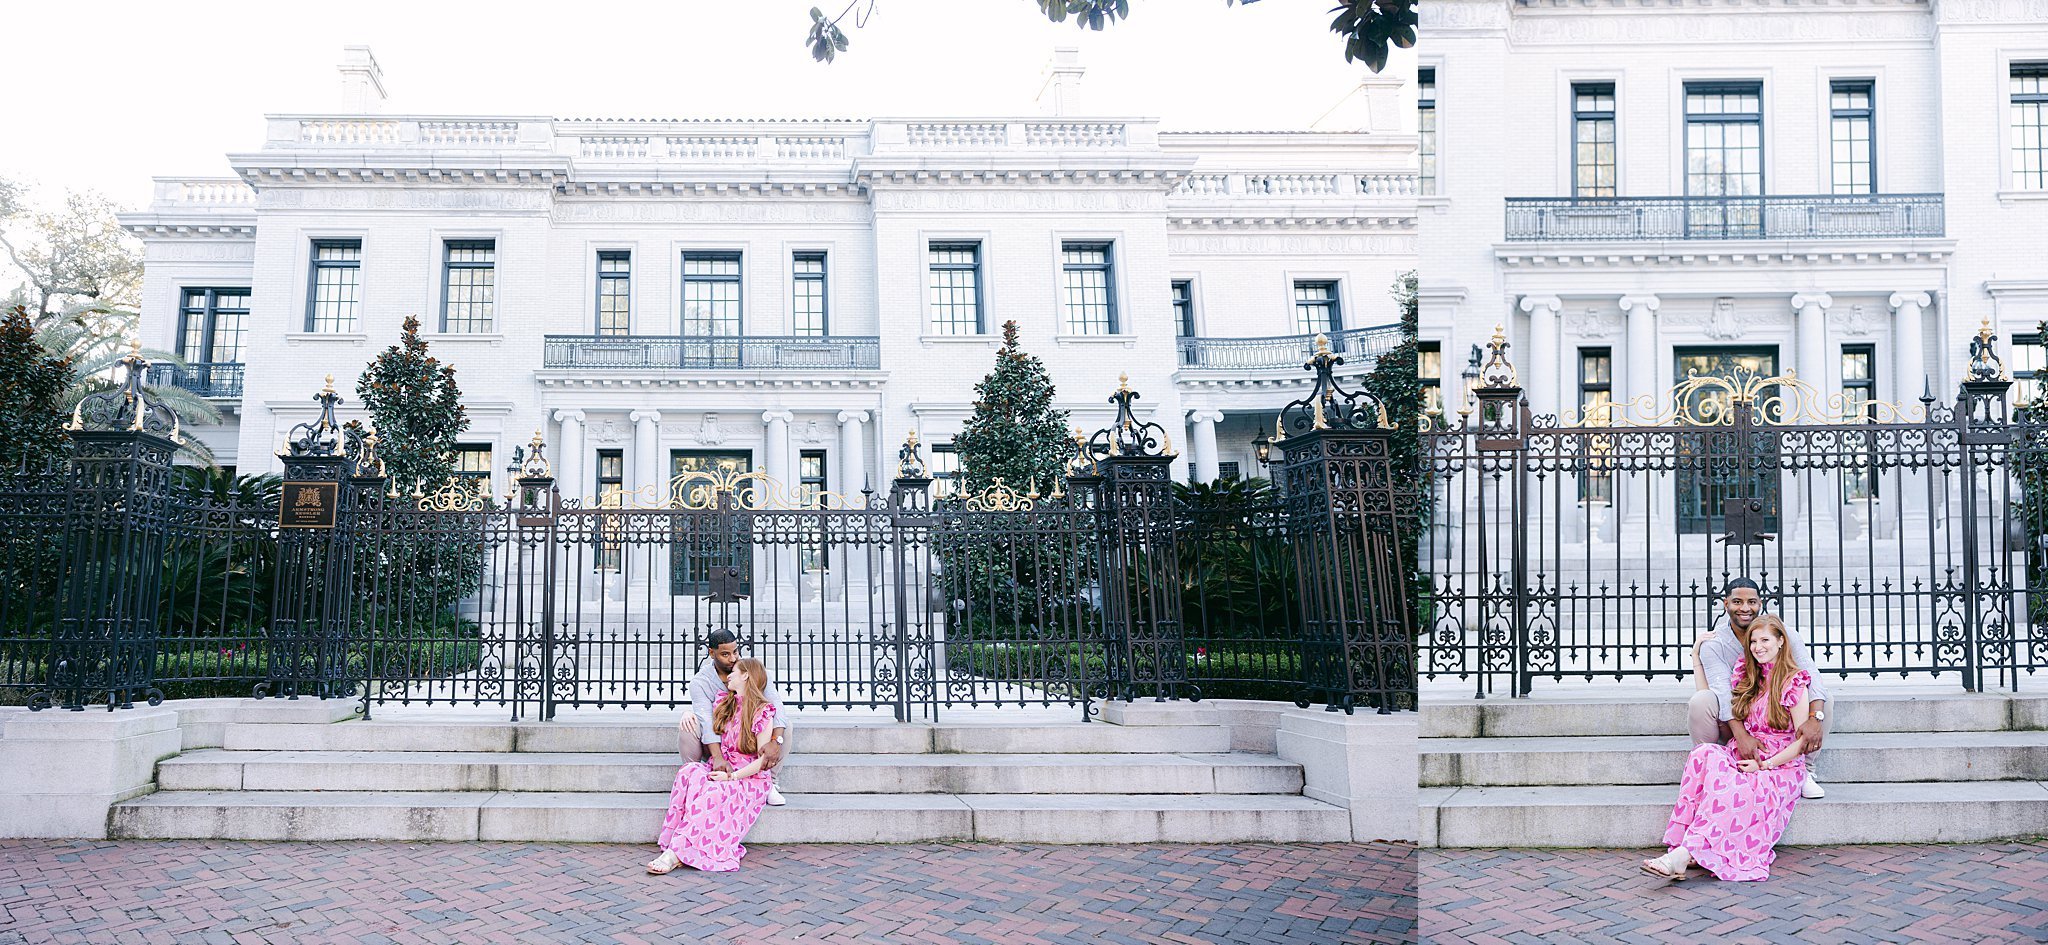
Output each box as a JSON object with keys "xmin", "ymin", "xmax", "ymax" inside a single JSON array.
[{"xmin": 953, "ymin": 320, "xmax": 1074, "ymax": 497}]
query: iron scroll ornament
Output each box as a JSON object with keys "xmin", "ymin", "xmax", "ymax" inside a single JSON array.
[
  {"xmin": 1276, "ymin": 333, "xmax": 1394, "ymax": 438},
  {"xmin": 1075, "ymin": 374, "xmax": 1177, "ymax": 474},
  {"xmin": 286, "ymin": 376, "xmax": 344, "ymax": 457},
  {"xmin": 67, "ymin": 341, "xmax": 182, "ymax": 443}
]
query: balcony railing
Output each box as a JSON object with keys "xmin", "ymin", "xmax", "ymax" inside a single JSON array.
[
  {"xmin": 147, "ymin": 362, "xmax": 244, "ymax": 398},
  {"xmin": 1503, "ymin": 193, "xmax": 1944, "ymax": 242},
  {"xmin": 542, "ymin": 335, "xmax": 881, "ymax": 370},
  {"xmin": 1177, "ymin": 324, "xmax": 1403, "ymax": 371}
]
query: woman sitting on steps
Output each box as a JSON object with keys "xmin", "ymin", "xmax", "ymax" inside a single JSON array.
[{"xmin": 647, "ymin": 657, "xmax": 779, "ymax": 874}]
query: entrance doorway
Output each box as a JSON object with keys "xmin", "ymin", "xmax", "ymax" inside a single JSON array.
[
  {"xmin": 669, "ymin": 450, "xmax": 753, "ymax": 595},
  {"xmin": 1673, "ymin": 346, "xmax": 1781, "ymax": 534}
]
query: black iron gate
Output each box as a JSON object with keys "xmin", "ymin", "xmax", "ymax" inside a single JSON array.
[{"xmin": 1424, "ymin": 325, "xmax": 2045, "ymax": 696}]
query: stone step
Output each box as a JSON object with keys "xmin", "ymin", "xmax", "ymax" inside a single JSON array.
[
  {"xmin": 157, "ymin": 749, "xmax": 1303, "ymax": 795},
  {"xmin": 1423, "ymin": 691, "xmax": 2046, "ymax": 739},
  {"xmin": 1422, "ymin": 731, "xmax": 2048, "ymax": 787},
  {"xmin": 219, "ymin": 720, "xmax": 1232, "ymax": 755},
  {"xmin": 1420, "ymin": 781, "xmax": 2048, "ymax": 848},
  {"xmin": 111, "ymin": 790, "xmax": 1352, "ymax": 844}
]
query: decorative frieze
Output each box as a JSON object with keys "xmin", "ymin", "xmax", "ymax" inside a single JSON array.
[
  {"xmin": 1510, "ymin": 10, "xmax": 1934, "ymax": 45},
  {"xmin": 553, "ymin": 200, "xmax": 869, "ymax": 224},
  {"xmin": 1168, "ymin": 233, "xmax": 1417, "ymax": 256},
  {"xmin": 258, "ymin": 188, "xmax": 553, "ymax": 212}
]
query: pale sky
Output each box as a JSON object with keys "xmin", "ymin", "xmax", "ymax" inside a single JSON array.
[{"xmin": 2, "ymin": 0, "xmax": 1410, "ymax": 210}]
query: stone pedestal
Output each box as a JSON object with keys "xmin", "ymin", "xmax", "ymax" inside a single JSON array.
[
  {"xmin": 1276, "ymin": 708, "xmax": 1419, "ymax": 842},
  {"xmin": 0, "ymin": 708, "xmax": 182, "ymax": 838}
]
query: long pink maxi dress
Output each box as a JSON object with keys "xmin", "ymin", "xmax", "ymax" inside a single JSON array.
[
  {"xmin": 656, "ymin": 694, "xmax": 776, "ymax": 872},
  {"xmin": 1662, "ymin": 663, "xmax": 1811, "ymax": 881}
]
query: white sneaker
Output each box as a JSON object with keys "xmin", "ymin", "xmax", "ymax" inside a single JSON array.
[
  {"xmin": 1801, "ymin": 773, "xmax": 1826, "ymax": 799},
  {"xmin": 766, "ymin": 786, "xmax": 788, "ymax": 806}
]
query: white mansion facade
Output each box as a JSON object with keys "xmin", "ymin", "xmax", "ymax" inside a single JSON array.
[
  {"xmin": 1419, "ymin": 0, "xmax": 2048, "ymax": 427},
  {"xmin": 121, "ymin": 62, "xmax": 1418, "ymax": 503}
]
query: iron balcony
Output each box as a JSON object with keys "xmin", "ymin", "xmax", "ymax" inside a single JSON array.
[
  {"xmin": 1502, "ymin": 193, "xmax": 1945, "ymax": 242},
  {"xmin": 541, "ymin": 335, "xmax": 882, "ymax": 370},
  {"xmin": 146, "ymin": 361, "xmax": 245, "ymax": 398},
  {"xmin": 1177, "ymin": 324, "xmax": 1403, "ymax": 371}
]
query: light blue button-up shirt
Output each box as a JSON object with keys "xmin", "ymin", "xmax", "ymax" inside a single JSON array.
[
  {"xmin": 688, "ymin": 658, "xmax": 789, "ymax": 747},
  {"xmin": 1700, "ymin": 628, "xmax": 1831, "ymax": 723}
]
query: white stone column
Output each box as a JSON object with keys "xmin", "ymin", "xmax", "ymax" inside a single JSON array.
[
  {"xmin": 1519, "ymin": 295, "xmax": 1563, "ymax": 421},
  {"xmin": 761, "ymin": 410, "xmax": 794, "ymax": 500},
  {"xmin": 760, "ymin": 410, "xmax": 797, "ymax": 600},
  {"xmin": 1618, "ymin": 295, "xmax": 1660, "ymax": 532},
  {"xmin": 1790, "ymin": 293, "xmax": 1836, "ymax": 537},
  {"xmin": 627, "ymin": 410, "xmax": 662, "ymax": 590},
  {"xmin": 1189, "ymin": 409, "xmax": 1224, "ymax": 484},
  {"xmin": 553, "ymin": 409, "xmax": 591, "ymax": 601},
  {"xmin": 836, "ymin": 409, "xmax": 872, "ymax": 597},
  {"xmin": 1890, "ymin": 291, "xmax": 1934, "ymax": 534}
]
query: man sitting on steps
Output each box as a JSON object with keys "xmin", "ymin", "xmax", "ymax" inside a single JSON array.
[
  {"xmin": 1689, "ymin": 577, "xmax": 1830, "ymax": 800},
  {"xmin": 680, "ymin": 630, "xmax": 790, "ymax": 807}
]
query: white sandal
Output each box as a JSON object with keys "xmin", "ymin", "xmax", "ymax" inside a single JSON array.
[
  {"xmin": 646, "ymin": 851, "xmax": 682, "ymax": 875},
  {"xmin": 1639, "ymin": 847, "xmax": 1691, "ymax": 880}
]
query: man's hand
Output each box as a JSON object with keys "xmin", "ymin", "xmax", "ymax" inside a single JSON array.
[
  {"xmin": 1730, "ymin": 728, "xmax": 1760, "ymax": 763},
  {"xmin": 1799, "ymin": 705, "xmax": 1826, "ymax": 753},
  {"xmin": 680, "ymin": 716, "xmax": 700, "ymax": 738},
  {"xmin": 762, "ymin": 729, "xmax": 788, "ymax": 770}
]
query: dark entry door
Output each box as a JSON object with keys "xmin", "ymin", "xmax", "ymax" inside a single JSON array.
[
  {"xmin": 1674, "ymin": 347, "xmax": 1781, "ymax": 534},
  {"xmin": 669, "ymin": 450, "xmax": 753, "ymax": 595}
]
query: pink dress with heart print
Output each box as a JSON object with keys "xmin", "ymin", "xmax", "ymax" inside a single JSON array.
[
  {"xmin": 1662, "ymin": 663, "xmax": 1811, "ymax": 881},
  {"xmin": 656, "ymin": 694, "xmax": 776, "ymax": 872}
]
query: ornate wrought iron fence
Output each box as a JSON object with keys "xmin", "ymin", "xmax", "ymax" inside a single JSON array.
[
  {"xmin": 1423, "ymin": 324, "xmax": 2041, "ymax": 697},
  {"xmin": 3, "ymin": 348, "xmax": 1418, "ymax": 718}
]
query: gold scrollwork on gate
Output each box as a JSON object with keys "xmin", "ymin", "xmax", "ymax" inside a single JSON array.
[
  {"xmin": 578, "ymin": 470, "xmax": 874, "ymax": 510},
  {"xmin": 1566, "ymin": 368, "xmax": 1932, "ymax": 427},
  {"xmin": 962, "ymin": 477, "xmax": 1040, "ymax": 512},
  {"xmin": 416, "ymin": 476, "xmax": 494, "ymax": 512}
]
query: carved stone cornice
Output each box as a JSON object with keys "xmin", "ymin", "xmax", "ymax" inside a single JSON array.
[
  {"xmin": 854, "ymin": 166, "xmax": 1189, "ymax": 191},
  {"xmin": 120, "ymin": 221, "xmax": 257, "ymax": 240},
  {"xmin": 534, "ymin": 373, "xmax": 886, "ymax": 393},
  {"xmin": 1168, "ymin": 215, "xmax": 1416, "ymax": 231},
  {"xmin": 1497, "ymin": 241, "xmax": 1955, "ymax": 269}
]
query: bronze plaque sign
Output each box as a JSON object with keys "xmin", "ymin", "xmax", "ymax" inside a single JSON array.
[{"xmin": 280, "ymin": 481, "xmax": 340, "ymax": 529}]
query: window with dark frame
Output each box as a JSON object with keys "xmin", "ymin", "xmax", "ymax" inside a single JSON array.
[
  {"xmin": 2015, "ymin": 332, "xmax": 2046, "ymax": 405},
  {"xmin": 1218, "ymin": 461, "xmax": 1241, "ymax": 483},
  {"xmin": 793, "ymin": 252, "xmax": 828, "ymax": 336},
  {"xmin": 2014, "ymin": 64, "xmax": 2048, "ymax": 190},
  {"xmin": 1830, "ymin": 80, "xmax": 1876, "ymax": 195},
  {"xmin": 595, "ymin": 449, "xmax": 624, "ymax": 571},
  {"xmin": 1419, "ymin": 341, "xmax": 1443, "ymax": 415},
  {"xmin": 1419, "ymin": 68, "xmax": 1437, "ymax": 196},
  {"xmin": 1841, "ymin": 345, "xmax": 1879, "ymax": 502},
  {"xmin": 442, "ymin": 240, "xmax": 497, "ymax": 333},
  {"xmin": 178, "ymin": 288, "xmax": 250, "ymax": 364},
  {"xmin": 1293, "ymin": 281, "xmax": 1342, "ymax": 335},
  {"xmin": 1572, "ymin": 82, "xmax": 1617, "ymax": 198},
  {"xmin": 682, "ymin": 252, "xmax": 743, "ymax": 337},
  {"xmin": 1061, "ymin": 242, "xmax": 1117, "ymax": 334},
  {"xmin": 1172, "ymin": 280, "xmax": 1195, "ymax": 338},
  {"xmin": 929, "ymin": 242, "xmax": 983, "ymax": 335},
  {"xmin": 307, "ymin": 239, "xmax": 361, "ymax": 332},
  {"xmin": 929, "ymin": 442, "xmax": 962, "ymax": 498},
  {"xmin": 1578, "ymin": 347, "xmax": 1614, "ymax": 504},
  {"xmin": 596, "ymin": 251, "xmax": 631, "ymax": 336},
  {"xmin": 799, "ymin": 450, "xmax": 829, "ymax": 571},
  {"xmin": 1684, "ymin": 82, "xmax": 1765, "ymax": 236},
  {"xmin": 453, "ymin": 445, "xmax": 494, "ymax": 500}
]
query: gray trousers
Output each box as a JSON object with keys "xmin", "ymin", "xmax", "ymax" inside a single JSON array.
[
  {"xmin": 1685, "ymin": 689, "xmax": 1827, "ymax": 777},
  {"xmin": 682, "ymin": 729, "xmax": 786, "ymax": 785}
]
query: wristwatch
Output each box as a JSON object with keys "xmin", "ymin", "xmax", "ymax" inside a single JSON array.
[{"xmin": 1812, "ymin": 708, "xmax": 1825, "ymax": 722}]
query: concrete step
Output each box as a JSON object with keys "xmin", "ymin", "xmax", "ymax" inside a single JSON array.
[
  {"xmin": 110, "ymin": 790, "xmax": 1352, "ymax": 843},
  {"xmin": 1423, "ymin": 691, "xmax": 2046, "ymax": 738},
  {"xmin": 1420, "ymin": 781, "xmax": 2048, "ymax": 848},
  {"xmin": 220, "ymin": 720, "xmax": 1232, "ymax": 755},
  {"xmin": 157, "ymin": 749, "xmax": 1303, "ymax": 795},
  {"xmin": 1422, "ymin": 731, "xmax": 2048, "ymax": 787}
]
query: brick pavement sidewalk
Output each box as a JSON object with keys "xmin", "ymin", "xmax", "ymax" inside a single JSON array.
[
  {"xmin": 1420, "ymin": 841, "xmax": 2048, "ymax": 944},
  {"xmin": 0, "ymin": 840, "xmax": 1414, "ymax": 945}
]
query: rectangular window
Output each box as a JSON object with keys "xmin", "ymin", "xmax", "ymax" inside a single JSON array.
[
  {"xmin": 1572, "ymin": 82, "xmax": 1617, "ymax": 197},
  {"xmin": 1218, "ymin": 461, "xmax": 1241, "ymax": 483},
  {"xmin": 1293, "ymin": 281, "xmax": 1342, "ymax": 335},
  {"xmin": 1061, "ymin": 242, "xmax": 1117, "ymax": 334},
  {"xmin": 929, "ymin": 442, "xmax": 962, "ymax": 499},
  {"xmin": 799, "ymin": 450, "xmax": 829, "ymax": 571},
  {"xmin": 1841, "ymin": 345, "xmax": 1879, "ymax": 501},
  {"xmin": 928, "ymin": 242, "xmax": 983, "ymax": 336},
  {"xmin": 1419, "ymin": 341, "xmax": 1443, "ymax": 415},
  {"xmin": 1579, "ymin": 347, "xmax": 1614, "ymax": 504},
  {"xmin": 442, "ymin": 240, "xmax": 497, "ymax": 333},
  {"xmin": 1684, "ymin": 82, "xmax": 1764, "ymax": 236},
  {"xmin": 1419, "ymin": 68, "xmax": 1437, "ymax": 196},
  {"xmin": 2016, "ymin": 333, "xmax": 2047, "ymax": 404},
  {"xmin": 2014, "ymin": 64, "xmax": 2048, "ymax": 190},
  {"xmin": 306, "ymin": 239, "xmax": 361, "ymax": 332},
  {"xmin": 178, "ymin": 288, "xmax": 251, "ymax": 364},
  {"xmin": 792, "ymin": 252, "xmax": 828, "ymax": 336},
  {"xmin": 1830, "ymin": 80, "xmax": 1876, "ymax": 195},
  {"xmin": 452, "ymin": 444, "xmax": 493, "ymax": 488},
  {"xmin": 1171, "ymin": 280, "xmax": 1195, "ymax": 337},
  {"xmin": 682, "ymin": 252, "xmax": 743, "ymax": 336},
  {"xmin": 596, "ymin": 251, "xmax": 631, "ymax": 336},
  {"xmin": 595, "ymin": 449, "xmax": 625, "ymax": 570}
]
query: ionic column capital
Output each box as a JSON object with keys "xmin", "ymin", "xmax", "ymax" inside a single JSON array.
[
  {"xmin": 1518, "ymin": 295, "xmax": 1563, "ymax": 315},
  {"xmin": 1790, "ymin": 292, "xmax": 1834, "ymax": 312},
  {"xmin": 760, "ymin": 409, "xmax": 794, "ymax": 425},
  {"xmin": 553, "ymin": 408, "xmax": 587, "ymax": 425},
  {"xmin": 628, "ymin": 409, "xmax": 662, "ymax": 424},
  {"xmin": 1188, "ymin": 409, "xmax": 1225, "ymax": 425},
  {"xmin": 1618, "ymin": 295, "xmax": 1661, "ymax": 313},
  {"xmin": 1889, "ymin": 291, "xmax": 1932, "ymax": 310},
  {"xmin": 836, "ymin": 410, "xmax": 870, "ymax": 426}
]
